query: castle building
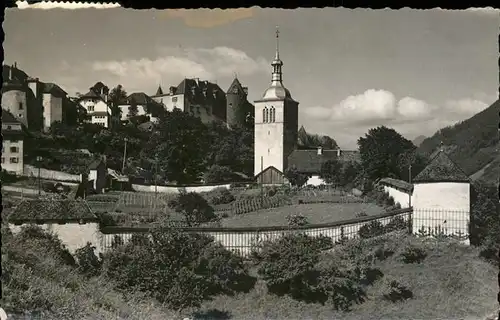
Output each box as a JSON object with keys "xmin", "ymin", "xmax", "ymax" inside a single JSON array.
[
  {"xmin": 2, "ymin": 64, "xmax": 69, "ymax": 131},
  {"xmin": 225, "ymin": 77, "xmax": 254, "ymax": 128},
  {"xmin": 151, "ymin": 78, "xmax": 226, "ymax": 124},
  {"xmin": 254, "ymin": 28, "xmax": 300, "ymax": 184}
]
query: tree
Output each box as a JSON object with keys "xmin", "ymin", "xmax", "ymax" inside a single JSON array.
[
  {"xmin": 397, "ymin": 149, "xmax": 428, "ymax": 182},
  {"xmin": 151, "ymin": 109, "xmax": 211, "ymax": 184},
  {"xmin": 340, "ymin": 161, "xmax": 360, "ymax": 187},
  {"xmin": 320, "ymin": 159, "xmax": 343, "ymax": 185},
  {"xmin": 108, "ymin": 84, "xmax": 127, "ymax": 118},
  {"xmin": 358, "ymin": 126, "xmax": 416, "ymax": 181},
  {"xmin": 168, "ymin": 192, "xmax": 217, "ymax": 226},
  {"xmin": 285, "ymin": 166, "xmax": 309, "ymax": 187},
  {"xmin": 204, "ymin": 165, "xmax": 233, "ymax": 184},
  {"xmin": 128, "ymin": 101, "xmax": 139, "ymax": 118}
]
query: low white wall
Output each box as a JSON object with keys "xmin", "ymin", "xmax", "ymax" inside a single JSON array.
[
  {"xmin": 382, "ymin": 185, "xmax": 412, "ymax": 208},
  {"xmin": 306, "ymin": 175, "xmax": 326, "ymax": 186},
  {"xmin": 23, "ymin": 165, "xmax": 82, "ymax": 182},
  {"xmin": 412, "ymin": 182, "xmax": 470, "ymax": 245},
  {"xmin": 9, "ymin": 222, "xmax": 102, "ymax": 254},
  {"xmin": 131, "ymin": 183, "xmax": 231, "ymax": 194}
]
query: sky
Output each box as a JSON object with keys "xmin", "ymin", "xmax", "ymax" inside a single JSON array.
[{"xmin": 3, "ymin": 6, "xmax": 499, "ymax": 148}]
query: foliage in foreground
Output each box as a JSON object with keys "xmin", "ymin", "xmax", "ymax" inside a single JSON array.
[
  {"xmin": 168, "ymin": 191, "xmax": 218, "ymax": 226},
  {"xmin": 103, "ymin": 227, "xmax": 256, "ymax": 310}
]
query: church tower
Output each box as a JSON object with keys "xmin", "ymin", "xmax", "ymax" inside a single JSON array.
[{"xmin": 254, "ymin": 27, "xmax": 299, "ymax": 179}]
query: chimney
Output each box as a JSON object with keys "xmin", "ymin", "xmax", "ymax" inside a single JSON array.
[
  {"xmin": 13, "ymin": 62, "xmax": 17, "ymax": 69},
  {"xmin": 243, "ymin": 87, "xmax": 248, "ymax": 95},
  {"xmin": 337, "ymin": 148, "xmax": 341, "ymax": 157},
  {"xmin": 317, "ymin": 146, "xmax": 323, "ymax": 155},
  {"xmin": 194, "ymin": 78, "xmax": 199, "ymax": 86}
]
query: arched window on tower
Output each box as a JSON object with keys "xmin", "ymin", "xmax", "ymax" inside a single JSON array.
[
  {"xmin": 270, "ymin": 106, "xmax": 276, "ymax": 122},
  {"xmin": 263, "ymin": 107, "xmax": 269, "ymax": 123}
]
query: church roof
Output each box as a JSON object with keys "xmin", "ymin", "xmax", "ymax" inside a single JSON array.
[
  {"xmin": 413, "ymin": 150, "xmax": 470, "ymax": 183},
  {"xmin": 260, "ymin": 85, "xmax": 293, "ymax": 101},
  {"xmin": 287, "ymin": 149, "xmax": 360, "ymax": 174},
  {"xmin": 77, "ymin": 89, "xmax": 105, "ymax": 101}
]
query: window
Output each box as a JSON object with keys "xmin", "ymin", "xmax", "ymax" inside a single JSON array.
[
  {"xmin": 18, "ymin": 102, "xmax": 23, "ymax": 110},
  {"xmin": 88, "ymin": 105, "xmax": 94, "ymax": 112},
  {"xmin": 18, "ymin": 114, "xmax": 23, "ymax": 118},
  {"xmin": 172, "ymin": 97, "xmax": 178, "ymax": 103},
  {"xmin": 263, "ymin": 107, "xmax": 269, "ymax": 123},
  {"xmin": 270, "ymin": 106, "xmax": 276, "ymax": 123},
  {"xmin": 10, "ymin": 146, "xmax": 18, "ymax": 153},
  {"xmin": 10, "ymin": 157, "xmax": 18, "ymax": 163}
]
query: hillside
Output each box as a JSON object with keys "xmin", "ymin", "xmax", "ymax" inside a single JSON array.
[
  {"xmin": 412, "ymin": 135, "xmax": 427, "ymax": 147},
  {"xmin": 417, "ymin": 99, "xmax": 499, "ymax": 185}
]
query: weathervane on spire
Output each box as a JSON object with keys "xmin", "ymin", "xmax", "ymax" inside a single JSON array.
[{"xmin": 275, "ymin": 26, "xmax": 280, "ymax": 59}]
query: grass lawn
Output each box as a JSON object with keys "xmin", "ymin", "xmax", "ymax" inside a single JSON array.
[{"xmin": 219, "ymin": 202, "xmax": 385, "ymax": 228}]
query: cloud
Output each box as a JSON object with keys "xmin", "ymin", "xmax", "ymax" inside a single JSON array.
[
  {"xmin": 300, "ymin": 89, "xmax": 492, "ymax": 148},
  {"xmin": 16, "ymin": 1, "xmax": 120, "ymax": 9},
  {"xmin": 159, "ymin": 8, "xmax": 254, "ymax": 28},
  {"xmin": 88, "ymin": 46, "xmax": 269, "ymax": 93}
]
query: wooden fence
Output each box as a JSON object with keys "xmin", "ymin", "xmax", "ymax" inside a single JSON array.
[{"xmin": 100, "ymin": 208, "xmax": 413, "ymax": 256}]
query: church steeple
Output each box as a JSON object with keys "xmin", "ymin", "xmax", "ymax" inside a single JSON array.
[{"xmin": 271, "ymin": 26, "xmax": 283, "ymax": 85}]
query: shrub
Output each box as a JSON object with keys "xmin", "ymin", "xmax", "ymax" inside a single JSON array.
[
  {"xmin": 286, "ymin": 214, "xmax": 309, "ymax": 227},
  {"xmin": 168, "ymin": 192, "xmax": 217, "ymax": 226},
  {"xmin": 382, "ymin": 280, "xmax": 413, "ymax": 302},
  {"xmin": 358, "ymin": 220, "xmax": 386, "ymax": 239},
  {"xmin": 251, "ymin": 233, "xmax": 327, "ymax": 302},
  {"xmin": 96, "ymin": 211, "xmax": 118, "ymax": 228},
  {"xmin": 385, "ymin": 194, "xmax": 395, "ymax": 206},
  {"xmin": 400, "ymin": 245, "xmax": 427, "ymax": 264},
  {"xmin": 204, "ymin": 165, "xmax": 234, "ymax": 184},
  {"xmin": 355, "ymin": 211, "xmax": 368, "ymax": 218},
  {"xmin": 384, "ymin": 216, "xmax": 408, "ymax": 232},
  {"xmin": 103, "ymin": 227, "xmax": 255, "ymax": 311},
  {"xmin": 208, "ymin": 188, "xmax": 235, "ymax": 205},
  {"xmin": 74, "ymin": 242, "xmax": 103, "ymax": 278}
]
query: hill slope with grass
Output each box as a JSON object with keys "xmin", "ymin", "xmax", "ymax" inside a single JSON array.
[
  {"xmin": 417, "ymin": 99, "xmax": 499, "ymax": 185},
  {"xmin": 2, "ymin": 224, "xmax": 496, "ymax": 320}
]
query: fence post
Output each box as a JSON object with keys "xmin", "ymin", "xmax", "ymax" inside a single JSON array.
[{"xmin": 408, "ymin": 208, "xmax": 413, "ymax": 235}]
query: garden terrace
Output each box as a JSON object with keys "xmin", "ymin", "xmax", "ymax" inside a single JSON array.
[{"xmin": 8, "ymin": 198, "xmax": 98, "ymax": 224}]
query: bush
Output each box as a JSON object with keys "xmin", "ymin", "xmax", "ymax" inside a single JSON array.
[
  {"xmin": 385, "ymin": 194, "xmax": 395, "ymax": 206},
  {"xmin": 382, "ymin": 280, "xmax": 413, "ymax": 302},
  {"xmin": 358, "ymin": 220, "xmax": 386, "ymax": 239},
  {"xmin": 286, "ymin": 214, "xmax": 309, "ymax": 227},
  {"xmin": 355, "ymin": 211, "xmax": 368, "ymax": 218},
  {"xmin": 208, "ymin": 188, "xmax": 235, "ymax": 205},
  {"xmin": 74, "ymin": 242, "xmax": 103, "ymax": 278},
  {"xmin": 251, "ymin": 233, "xmax": 328, "ymax": 302},
  {"xmin": 384, "ymin": 216, "xmax": 408, "ymax": 232},
  {"xmin": 103, "ymin": 227, "xmax": 255, "ymax": 310},
  {"xmin": 204, "ymin": 165, "xmax": 234, "ymax": 184},
  {"xmin": 96, "ymin": 211, "xmax": 118, "ymax": 228},
  {"xmin": 400, "ymin": 245, "xmax": 427, "ymax": 264},
  {"xmin": 168, "ymin": 192, "xmax": 217, "ymax": 226}
]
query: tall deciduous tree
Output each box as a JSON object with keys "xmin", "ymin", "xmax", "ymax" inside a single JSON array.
[
  {"xmin": 320, "ymin": 159, "xmax": 343, "ymax": 185},
  {"xmin": 285, "ymin": 166, "xmax": 309, "ymax": 187},
  {"xmin": 151, "ymin": 109, "xmax": 210, "ymax": 184},
  {"xmin": 357, "ymin": 126, "xmax": 416, "ymax": 181},
  {"xmin": 108, "ymin": 85, "xmax": 128, "ymax": 119}
]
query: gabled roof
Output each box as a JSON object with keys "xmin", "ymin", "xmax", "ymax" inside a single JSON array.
[
  {"xmin": 175, "ymin": 78, "xmax": 225, "ymax": 105},
  {"xmin": 8, "ymin": 198, "xmax": 98, "ymax": 223},
  {"xmin": 43, "ymin": 82, "xmax": 67, "ymax": 97},
  {"xmin": 77, "ymin": 89, "xmax": 105, "ymax": 102},
  {"xmin": 227, "ymin": 77, "xmax": 245, "ymax": 94},
  {"xmin": 88, "ymin": 159, "xmax": 105, "ymax": 170},
  {"xmin": 155, "ymin": 85, "xmax": 163, "ymax": 96},
  {"xmin": 413, "ymin": 150, "xmax": 470, "ymax": 183},
  {"xmin": 255, "ymin": 165, "xmax": 284, "ymax": 178},
  {"xmin": 287, "ymin": 149, "xmax": 361, "ymax": 174},
  {"xmin": 127, "ymin": 92, "xmax": 153, "ymax": 105},
  {"xmin": 2, "ymin": 109, "xmax": 21, "ymax": 124}
]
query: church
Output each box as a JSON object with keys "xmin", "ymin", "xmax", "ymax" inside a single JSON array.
[{"xmin": 254, "ymin": 28, "xmax": 360, "ymax": 185}]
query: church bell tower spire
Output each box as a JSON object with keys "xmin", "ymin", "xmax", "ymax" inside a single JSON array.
[{"xmin": 271, "ymin": 26, "xmax": 283, "ymax": 85}]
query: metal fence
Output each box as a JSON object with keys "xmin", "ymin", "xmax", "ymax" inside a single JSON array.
[{"xmin": 100, "ymin": 208, "xmax": 414, "ymax": 256}]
